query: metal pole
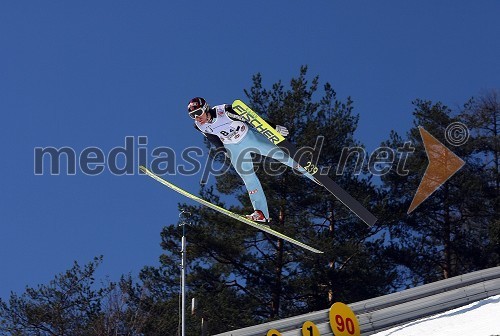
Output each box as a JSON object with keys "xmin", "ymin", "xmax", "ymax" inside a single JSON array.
[
  {"xmin": 179, "ymin": 210, "xmax": 190, "ymax": 336},
  {"xmin": 181, "ymin": 234, "xmax": 186, "ymax": 336}
]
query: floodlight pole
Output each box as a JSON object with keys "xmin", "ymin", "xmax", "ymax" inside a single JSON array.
[{"xmin": 179, "ymin": 210, "xmax": 190, "ymax": 336}]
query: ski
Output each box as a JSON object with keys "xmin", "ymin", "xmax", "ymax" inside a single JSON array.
[
  {"xmin": 139, "ymin": 166, "xmax": 323, "ymax": 254},
  {"xmin": 231, "ymin": 99, "xmax": 377, "ymax": 227}
]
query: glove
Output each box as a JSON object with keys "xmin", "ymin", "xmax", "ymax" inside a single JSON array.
[{"xmin": 275, "ymin": 125, "xmax": 289, "ymax": 137}]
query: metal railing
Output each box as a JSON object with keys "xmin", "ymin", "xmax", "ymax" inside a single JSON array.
[{"xmin": 214, "ymin": 266, "xmax": 500, "ymax": 336}]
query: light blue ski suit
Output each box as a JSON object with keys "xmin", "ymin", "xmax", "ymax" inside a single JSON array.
[{"xmin": 195, "ymin": 104, "xmax": 317, "ymax": 219}]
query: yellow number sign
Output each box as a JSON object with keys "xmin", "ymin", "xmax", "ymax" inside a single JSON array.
[
  {"xmin": 267, "ymin": 329, "xmax": 281, "ymax": 336},
  {"xmin": 302, "ymin": 320, "xmax": 320, "ymax": 336},
  {"xmin": 329, "ymin": 302, "xmax": 360, "ymax": 336}
]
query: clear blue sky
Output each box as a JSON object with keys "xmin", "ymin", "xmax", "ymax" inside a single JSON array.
[{"xmin": 1, "ymin": 1, "xmax": 499, "ymax": 299}]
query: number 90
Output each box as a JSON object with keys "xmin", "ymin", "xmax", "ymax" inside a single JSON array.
[{"xmin": 335, "ymin": 314, "xmax": 356, "ymax": 335}]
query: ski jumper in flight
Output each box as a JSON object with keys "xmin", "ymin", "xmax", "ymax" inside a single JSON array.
[{"xmin": 188, "ymin": 97, "xmax": 319, "ymax": 223}]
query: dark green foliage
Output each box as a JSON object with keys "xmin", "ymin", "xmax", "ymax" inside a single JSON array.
[
  {"xmin": 461, "ymin": 91, "xmax": 500, "ymax": 265},
  {"xmin": 2, "ymin": 72, "xmax": 498, "ymax": 335},
  {"xmin": 134, "ymin": 67, "xmax": 399, "ymax": 334},
  {"xmin": 380, "ymin": 94, "xmax": 499, "ymax": 284},
  {"xmin": 0, "ymin": 257, "xmax": 110, "ymax": 336}
]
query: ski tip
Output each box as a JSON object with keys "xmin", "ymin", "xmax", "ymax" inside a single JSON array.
[{"xmin": 139, "ymin": 165, "xmax": 147, "ymax": 173}]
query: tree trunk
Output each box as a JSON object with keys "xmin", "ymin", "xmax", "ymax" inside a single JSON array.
[{"xmin": 443, "ymin": 183, "xmax": 452, "ymax": 279}]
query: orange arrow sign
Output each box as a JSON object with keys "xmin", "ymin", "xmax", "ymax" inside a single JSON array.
[{"xmin": 407, "ymin": 127, "xmax": 465, "ymax": 214}]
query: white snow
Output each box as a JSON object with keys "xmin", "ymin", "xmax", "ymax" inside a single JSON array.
[{"xmin": 371, "ymin": 295, "xmax": 500, "ymax": 336}]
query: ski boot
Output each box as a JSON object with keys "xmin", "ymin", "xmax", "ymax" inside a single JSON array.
[{"xmin": 246, "ymin": 210, "xmax": 271, "ymax": 226}]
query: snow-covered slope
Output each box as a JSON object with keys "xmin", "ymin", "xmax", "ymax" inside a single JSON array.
[{"xmin": 371, "ymin": 295, "xmax": 500, "ymax": 336}]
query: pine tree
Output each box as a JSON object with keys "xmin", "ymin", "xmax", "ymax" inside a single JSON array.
[
  {"xmin": 0, "ymin": 257, "xmax": 117, "ymax": 336},
  {"xmin": 461, "ymin": 90, "xmax": 500, "ymax": 265},
  {"xmin": 380, "ymin": 98, "xmax": 496, "ymax": 285},
  {"xmin": 136, "ymin": 67, "xmax": 399, "ymax": 334}
]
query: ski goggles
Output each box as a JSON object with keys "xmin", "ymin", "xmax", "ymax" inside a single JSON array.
[{"xmin": 188, "ymin": 107, "xmax": 206, "ymax": 119}]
